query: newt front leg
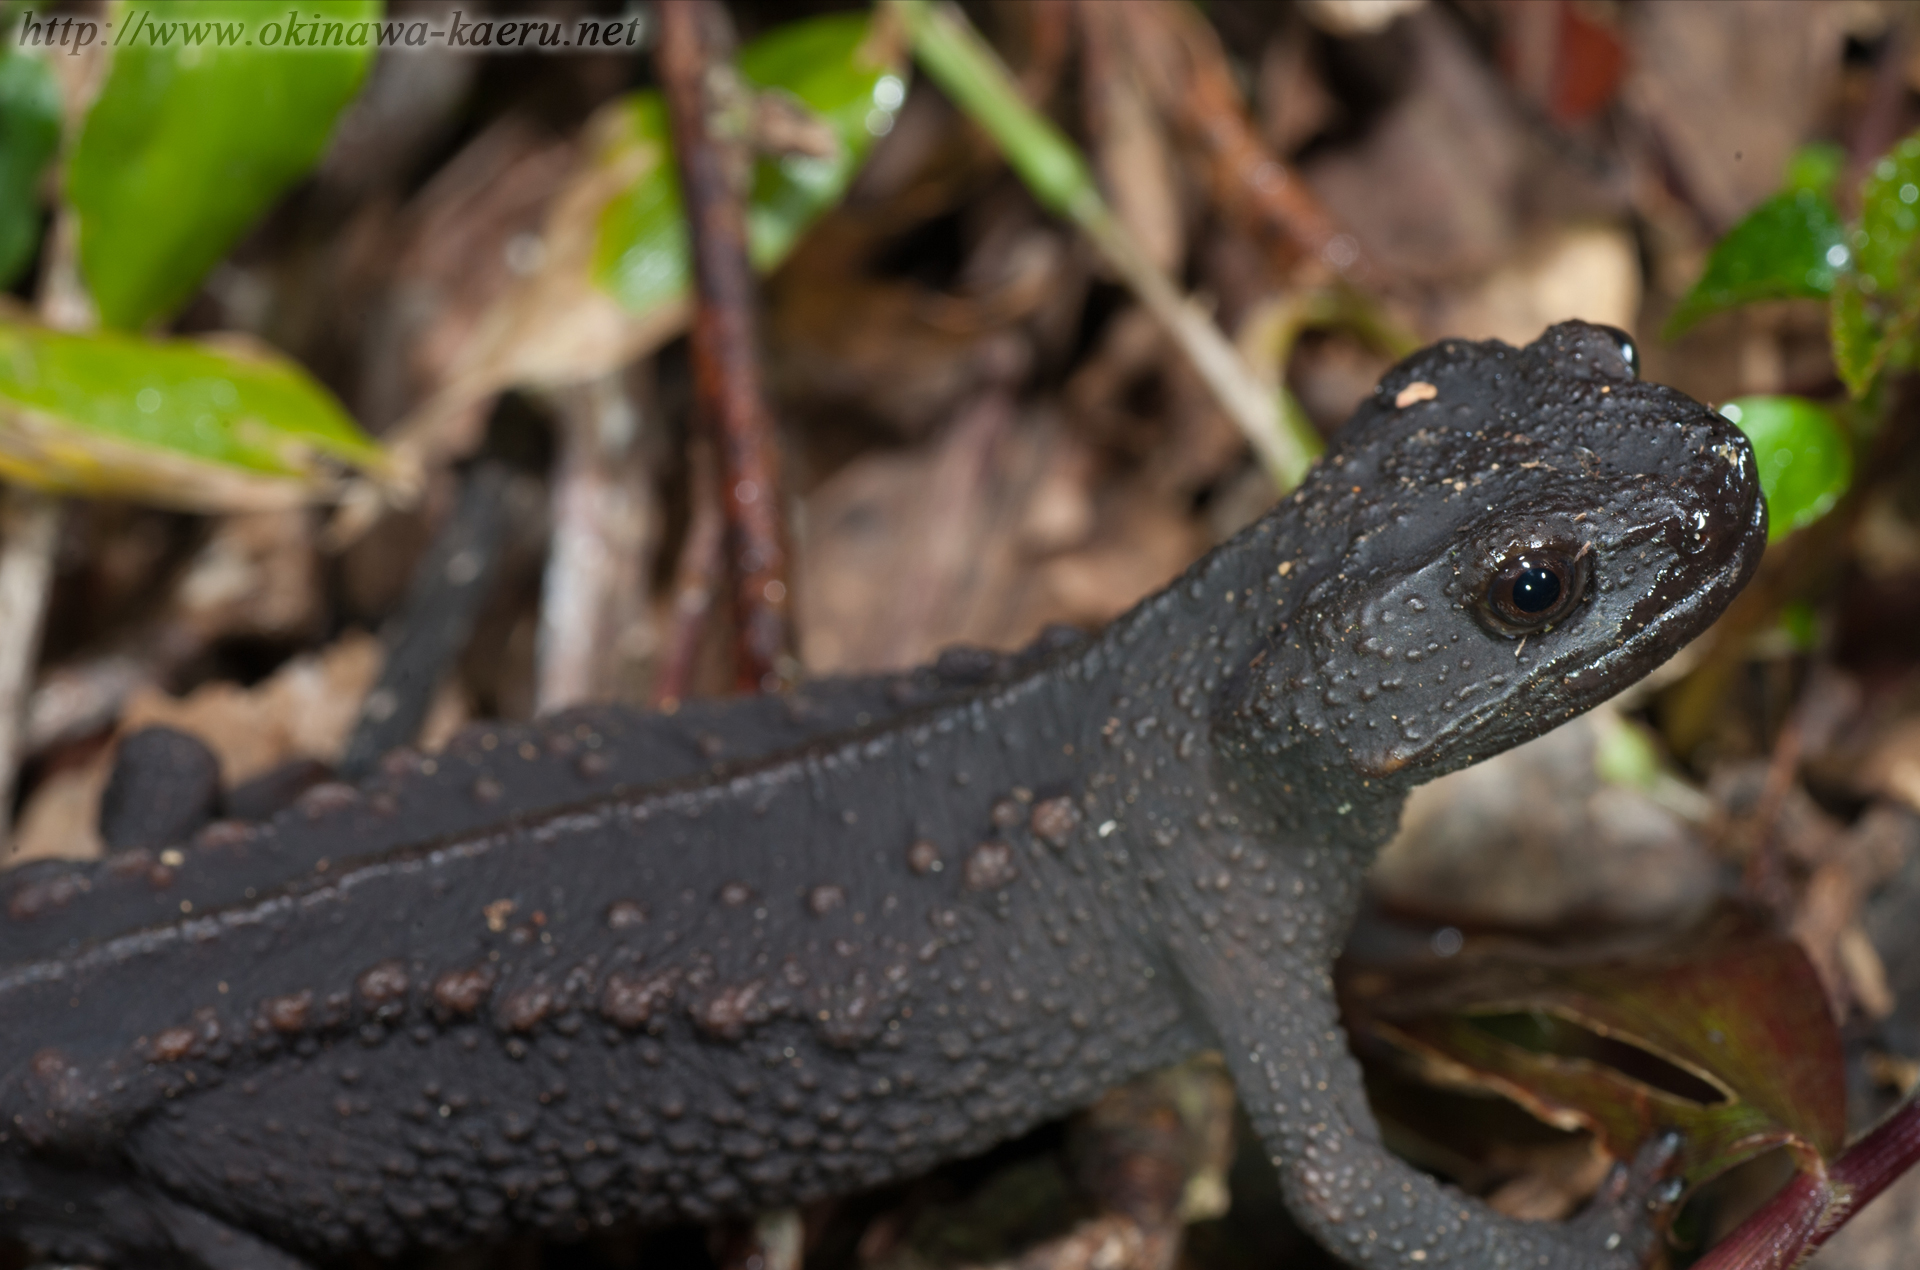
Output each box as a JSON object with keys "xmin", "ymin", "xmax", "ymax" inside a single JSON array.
[{"xmin": 1168, "ymin": 829, "xmax": 1676, "ymax": 1269}]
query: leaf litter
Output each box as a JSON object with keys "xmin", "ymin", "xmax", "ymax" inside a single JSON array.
[{"xmin": 8, "ymin": 3, "xmax": 1920, "ymax": 1268}]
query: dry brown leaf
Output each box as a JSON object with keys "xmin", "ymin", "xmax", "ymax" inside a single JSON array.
[
  {"xmin": 10, "ymin": 635, "xmax": 478, "ymax": 866},
  {"xmin": 118, "ymin": 631, "xmax": 382, "ymax": 788},
  {"xmin": 797, "ymin": 391, "xmax": 1017, "ymax": 673},
  {"xmin": 1257, "ymin": 24, "xmax": 1336, "ymax": 157},
  {"xmin": 1301, "ymin": 0, "xmax": 1425, "ymax": 38},
  {"xmin": 1079, "ymin": 1, "xmax": 1184, "ymax": 275},
  {"xmin": 8, "ymin": 753, "xmax": 111, "ymax": 865},
  {"xmin": 173, "ymin": 509, "xmax": 322, "ymax": 641},
  {"xmin": 1301, "ymin": 8, "xmax": 1522, "ymax": 282},
  {"xmin": 1374, "ymin": 709, "xmax": 1716, "ymax": 930},
  {"xmin": 1865, "ymin": 717, "xmax": 1920, "ymax": 814},
  {"xmin": 1623, "ymin": 0, "xmax": 1844, "ymax": 230},
  {"xmin": 1436, "ymin": 225, "xmax": 1642, "ymax": 348},
  {"xmin": 1789, "ymin": 805, "xmax": 1917, "ymax": 1020},
  {"xmin": 385, "ymin": 104, "xmax": 688, "ymax": 479},
  {"xmin": 770, "ymin": 218, "xmax": 1067, "ymax": 441},
  {"xmin": 1483, "ymin": 1138, "xmax": 1614, "ymax": 1223},
  {"xmin": 797, "ymin": 401, "xmax": 1202, "ymax": 676}
]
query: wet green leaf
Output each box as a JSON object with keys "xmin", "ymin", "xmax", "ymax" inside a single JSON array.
[
  {"xmin": 0, "ymin": 321, "xmax": 390, "ymax": 510},
  {"xmin": 1365, "ymin": 937, "xmax": 1845, "ymax": 1193},
  {"xmin": 589, "ymin": 95, "xmax": 675, "ymax": 316},
  {"xmin": 593, "ymin": 13, "xmax": 906, "ymax": 315},
  {"xmin": 739, "ymin": 15, "xmax": 907, "ymax": 269},
  {"xmin": 1717, "ymin": 396, "xmax": 1851, "ymax": 540},
  {"xmin": 1830, "ymin": 132, "xmax": 1920, "ymax": 397},
  {"xmin": 1664, "ymin": 190, "xmax": 1846, "ymax": 337},
  {"xmin": 1851, "ymin": 134, "xmax": 1920, "ymax": 287},
  {"xmin": 68, "ymin": 0, "xmax": 379, "ymax": 329},
  {"xmin": 0, "ymin": 43, "xmax": 61, "ymax": 291},
  {"xmin": 1830, "ymin": 273, "xmax": 1888, "ymax": 399}
]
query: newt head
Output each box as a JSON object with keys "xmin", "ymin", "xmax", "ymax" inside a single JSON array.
[{"xmin": 1225, "ymin": 320, "xmax": 1766, "ymax": 801}]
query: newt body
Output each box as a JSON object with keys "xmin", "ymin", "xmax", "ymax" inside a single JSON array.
[{"xmin": 0, "ymin": 323, "xmax": 1765, "ymax": 1269}]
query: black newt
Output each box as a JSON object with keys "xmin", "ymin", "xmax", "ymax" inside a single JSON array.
[{"xmin": 0, "ymin": 322, "xmax": 1766, "ymax": 1269}]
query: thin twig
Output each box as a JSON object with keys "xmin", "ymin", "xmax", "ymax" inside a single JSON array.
[
  {"xmin": 1694, "ymin": 1095, "xmax": 1920, "ymax": 1270},
  {"xmin": 535, "ymin": 367, "xmax": 657, "ymax": 712},
  {"xmin": 0, "ymin": 488, "xmax": 59, "ymax": 856},
  {"xmin": 892, "ymin": 0, "xmax": 1318, "ymax": 492},
  {"xmin": 1118, "ymin": 0, "xmax": 1382, "ymax": 291},
  {"xmin": 1081, "ymin": 211, "xmax": 1310, "ymax": 486},
  {"xmin": 0, "ymin": 206, "xmax": 86, "ymax": 854},
  {"xmin": 864, "ymin": 385, "xmax": 1012, "ymax": 666},
  {"xmin": 651, "ymin": 437, "xmax": 726, "ymax": 711},
  {"xmin": 655, "ymin": 0, "xmax": 793, "ymax": 694}
]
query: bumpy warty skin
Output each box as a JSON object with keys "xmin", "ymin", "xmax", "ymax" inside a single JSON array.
[
  {"xmin": 0, "ymin": 322, "xmax": 1766, "ymax": 1269},
  {"xmin": 0, "ymin": 634, "xmax": 1083, "ymax": 968}
]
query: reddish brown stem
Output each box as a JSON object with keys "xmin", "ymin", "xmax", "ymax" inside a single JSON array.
[
  {"xmin": 1014, "ymin": 0, "xmax": 1073, "ymax": 104},
  {"xmin": 652, "ymin": 438, "xmax": 726, "ymax": 711},
  {"xmin": 1691, "ymin": 1168, "xmax": 1836, "ymax": 1270},
  {"xmin": 1695, "ymin": 1097, "xmax": 1920, "ymax": 1269},
  {"xmin": 1116, "ymin": 0, "xmax": 1382, "ymax": 290},
  {"xmin": 654, "ymin": 0, "xmax": 792, "ymax": 694},
  {"xmin": 1833, "ymin": 1095, "xmax": 1920, "ymax": 1209},
  {"xmin": 1842, "ymin": 23, "xmax": 1912, "ymax": 218}
]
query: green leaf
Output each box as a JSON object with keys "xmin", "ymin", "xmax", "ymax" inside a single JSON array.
[
  {"xmin": 739, "ymin": 15, "xmax": 907, "ymax": 269},
  {"xmin": 1717, "ymin": 396, "xmax": 1851, "ymax": 540},
  {"xmin": 1783, "ymin": 141, "xmax": 1845, "ymax": 196},
  {"xmin": 593, "ymin": 13, "xmax": 906, "ymax": 315},
  {"xmin": 1592, "ymin": 713, "xmax": 1660, "ymax": 789},
  {"xmin": 587, "ymin": 96, "xmax": 676, "ymax": 317},
  {"xmin": 1664, "ymin": 189, "xmax": 1846, "ymax": 337},
  {"xmin": 1830, "ymin": 132, "xmax": 1920, "ymax": 397},
  {"xmin": 1776, "ymin": 600, "xmax": 1821, "ymax": 653},
  {"xmin": 0, "ymin": 43, "xmax": 61, "ymax": 291},
  {"xmin": 67, "ymin": 0, "xmax": 380, "ymax": 329},
  {"xmin": 0, "ymin": 321, "xmax": 390, "ymax": 510},
  {"xmin": 1830, "ymin": 272, "xmax": 1889, "ymax": 398}
]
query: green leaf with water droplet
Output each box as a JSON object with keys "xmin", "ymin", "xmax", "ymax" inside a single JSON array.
[
  {"xmin": 1716, "ymin": 396, "xmax": 1850, "ymax": 540},
  {"xmin": 0, "ymin": 321, "xmax": 390, "ymax": 510},
  {"xmin": 1829, "ymin": 273, "xmax": 1890, "ymax": 399},
  {"xmin": 593, "ymin": 13, "xmax": 907, "ymax": 314},
  {"xmin": 740, "ymin": 14, "xmax": 908, "ymax": 270},
  {"xmin": 1664, "ymin": 189, "xmax": 1847, "ymax": 337},
  {"xmin": 1830, "ymin": 132, "xmax": 1920, "ymax": 397},
  {"xmin": 67, "ymin": 0, "xmax": 379, "ymax": 330},
  {"xmin": 0, "ymin": 44, "xmax": 61, "ymax": 292}
]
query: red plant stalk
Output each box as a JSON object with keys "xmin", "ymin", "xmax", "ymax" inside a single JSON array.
[
  {"xmin": 654, "ymin": 0, "xmax": 793, "ymax": 694},
  {"xmin": 1694, "ymin": 1096, "xmax": 1920, "ymax": 1269}
]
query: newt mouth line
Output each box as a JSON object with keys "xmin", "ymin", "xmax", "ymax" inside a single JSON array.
[{"xmin": 1358, "ymin": 488, "xmax": 1766, "ymax": 782}]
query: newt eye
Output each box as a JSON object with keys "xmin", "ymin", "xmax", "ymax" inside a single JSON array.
[
  {"xmin": 1596, "ymin": 325, "xmax": 1638, "ymax": 378},
  {"xmin": 1482, "ymin": 548, "xmax": 1587, "ymax": 635}
]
